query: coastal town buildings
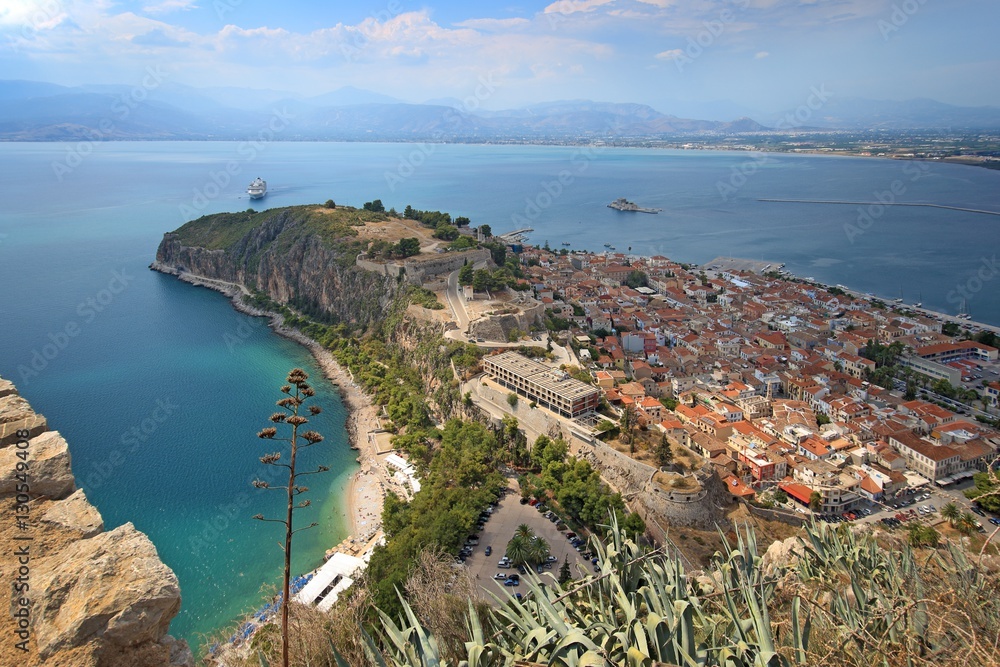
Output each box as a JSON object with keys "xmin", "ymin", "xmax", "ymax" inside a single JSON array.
[{"xmin": 488, "ymin": 246, "xmax": 1000, "ymax": 515}]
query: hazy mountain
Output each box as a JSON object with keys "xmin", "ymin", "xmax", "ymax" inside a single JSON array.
[
  {"xmin": 3, "ymin": 79, "xmax": 995, "ymax": 141},
  {"xmin": 0, "ymin": 80, "xmax": 71, "ymax": 101},
  {"xmin": 306, "ymin": 86, "xmax": 402, "ymax": 107},
  {"xmin": 767, "ymin": 96, "xmax": 1000, "ymax": 130}
]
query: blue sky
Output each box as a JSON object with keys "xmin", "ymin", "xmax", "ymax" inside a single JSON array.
[{"xmin": 1, "ymin": 0, "xmax": 997, "ymax": 115}]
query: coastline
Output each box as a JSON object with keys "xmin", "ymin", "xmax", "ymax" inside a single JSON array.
[{"xmin": 148, "ymin": 262, "xmax": 387, "ymax": 541}]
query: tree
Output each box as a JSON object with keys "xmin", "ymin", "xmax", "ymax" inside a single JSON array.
[
  {"xmin": 816, "ymin": 413, "xmax": 831, "ymax": 426},
  {"xmin": 455, "ymin": 216, "xmax": 471, "ymax": 227},
  {"xmin": 809, "ymin": 491, "xmax": 822, "ymax": 512},
  {"xmin": 558, "ymin": 556, "xmax": 571, "ymax": 584},
  {"xmin": 619, "ymin": 403, "xmax": 637, "ymax": 446},
  {"xmin": 907, "ymin": 523, "xmax": 940, "ymax": 548},
  {"xmin": 956, "ymin": 511, "xmax": 979, "ymax": 536},
  {"xmin": 252, "ymin": 369, "xmax": 329, "ymax": 667},
  {"xmin": 624, "ymin": 270, "xmax": 649, "ymax": 289},
  {"xmin": 774, "ymin": 489, "xmax": 789, "ymax": 505},
  {"xmin": 655, "ymin": 432, "xmax": 673, "ymax": 468},
  {"xmin": 458, "ymin": 262, "xmax": 474, "ymax": 286},
  {"xmin": 506, "ymin": 524, "xmax": 549, "ymax": 568},
  {"xmin": 364, "ymin": 199, "xmax": 385, "ymax": 212},
  {"xmin": 940, "ymin": 501, "xmax": 961, "ymax": 527},
  {"xmin": 395, "ymin": 237, "xmax": 421, "ymax": 258},
  {"xmin": 965, "ymin": 469, "xmax": 1000, "ymax": 513},
  {"xmin": 324, "ymin": 199, "xmax": 336, "ymax": 209},
  {"xmin": 479, "ymin": 224, "xmax": 492, "ymax": 238},
  {"xmin": 507, "ymin": 392, "xmax": 518, "ymax": 408}
]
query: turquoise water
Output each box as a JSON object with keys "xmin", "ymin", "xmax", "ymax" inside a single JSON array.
[{"xmin": 1, "ymin": 141, "xmax": 999, "ymax": 647}]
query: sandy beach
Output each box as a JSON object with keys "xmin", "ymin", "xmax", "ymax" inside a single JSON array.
[{"xmin": 149, "ymin": 264, "xmax": 390, "ymax": 542}]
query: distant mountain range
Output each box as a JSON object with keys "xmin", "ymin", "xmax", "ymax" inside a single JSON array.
[{"xmin": 0, "ymin": 80, "xmax": 997, "ymax": 141}]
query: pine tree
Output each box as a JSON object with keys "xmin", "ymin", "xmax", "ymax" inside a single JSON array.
[
  {"xmin": 252, "ymin": 368, "xmax": 330, "ymax": 667},
  {"xmin": 559, "ymin": 556, "xmax": 571, "ymax": 585},
  {"xmin": 655, "ymin": 432, "xmax": 673, "ymax": 468}
]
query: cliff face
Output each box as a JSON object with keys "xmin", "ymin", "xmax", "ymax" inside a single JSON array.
[
  {"xmin": 154, "ymin": 207, "xmax": 400, "ymax": 328},
  {"xmin": 0, "ymin": 377, "xmax": 191, "ymax": 667}
]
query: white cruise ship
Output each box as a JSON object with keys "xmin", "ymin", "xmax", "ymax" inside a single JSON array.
[{"xmin": 247, "ymin": 177, "xmax": 267, "ymax": 200}]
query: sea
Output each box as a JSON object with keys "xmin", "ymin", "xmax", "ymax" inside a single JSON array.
[{"xmin": 1, "ymin": 141, "xmax": 999, "ymax": 648}]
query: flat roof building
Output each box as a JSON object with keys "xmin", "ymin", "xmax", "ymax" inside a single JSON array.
[{"xmin": 483, "ymin": 351, "xmax": 600, "ymax": 418}]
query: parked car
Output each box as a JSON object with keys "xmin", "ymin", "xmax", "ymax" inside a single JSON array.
[
  {"xmin": 503, "ymin": 578, "xmax": 520, "ymax": 587},
  {"xmin": 971, "ymin": 507, "xmax": 986, "ymax": 517},
  {"xmin": 519, "ymin": 497, "xmax": 528, "ymax": 504},
  {"xmin": 493, "ymin": 573, "xmax": 506, "ymax": 580},
  {"xmin": 485, "ymin": 545, "xmax": 492, "ymax": 556},
  {"xmin": 545, "ymin": 555, "xmax": 558, "ymax": 563},
  {"xmin": 989, "ymin": 517, "xmax": 1000, "ymax": 526}
]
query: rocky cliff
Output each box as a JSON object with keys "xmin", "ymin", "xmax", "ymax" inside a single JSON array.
[
  {"xmin": 0, "ymin": 377, "xmax": 191, "ymax": 667},
  {"xmin": 153, "ymin": 206, "xmax": 401, "ymax": 329}
]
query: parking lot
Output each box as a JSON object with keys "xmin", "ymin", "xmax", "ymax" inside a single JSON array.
[
  {"xmin": 461, "ymin": 477, "xmax": 594, "ymax": 596},
  {"xmin": 813, "ymin": 479, "xmax": 999, "ymax": 533}
]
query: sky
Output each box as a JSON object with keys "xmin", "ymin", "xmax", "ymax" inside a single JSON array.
[{"xmin": 1, "ymin": 0, "xmax": 998, "ymax": 116}]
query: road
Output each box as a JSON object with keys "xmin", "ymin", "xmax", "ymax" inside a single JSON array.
[{"xmin": 445, "ymin": 268, "xmax": 471, "ymax": 333}]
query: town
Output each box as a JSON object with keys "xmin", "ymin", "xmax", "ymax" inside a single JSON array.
[{"xmin": 422, "ymin": 229, "xmax": 1000, "ymax": 538}]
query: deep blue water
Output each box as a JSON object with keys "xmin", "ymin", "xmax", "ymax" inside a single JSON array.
[{"xmin": 1, "ymin": 141, "xmax": 999, "ymax": 647}]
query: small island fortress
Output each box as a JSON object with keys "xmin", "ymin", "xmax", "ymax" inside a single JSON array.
[{"xmin": 608, "ymin": 197, "xmax": 661, "ymax": 213}]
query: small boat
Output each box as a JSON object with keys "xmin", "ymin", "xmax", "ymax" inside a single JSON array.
[{"xmin": 247, "ymin": 177, "xmax": 267, "ymax": 200}]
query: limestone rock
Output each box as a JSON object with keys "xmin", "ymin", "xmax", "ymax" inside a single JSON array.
[
  {"xmin": 31, "ymin": 523, "xmax": 182, "ymax": 661},
  {"xmin": 762, "ymin": 536, "xmax": 801, "ymax": 577},
  {"xmin": 0, "ymin": 377, "xmax": 16, "ymax": 398},
  {"xmin": 0, "ymin": 412, "xmax": 47, "ymax": 448},
  {"xmin": 42, "ymin": 489, "xmax": 105, "ymax": 538},
  {"xmin": 0, "ymin": 430, "xmax": 75, "ymax": 499},
  {"xmin": 0, "ymin": 393, "xmax": 33, "ymax": 423},
  {"xmin": 162, "ymin": 635, "xmax": 195, "ymax": 667}
]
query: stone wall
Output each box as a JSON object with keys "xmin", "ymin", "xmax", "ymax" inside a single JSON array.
[
  {"xmin": 0, "ymin": 376, "xmax": 191, "ymax": 667},
  {"xmin": 472, "ymin": 376, "xmax": 732, "ymax": 532},
  {"xmin": 573, "ymin": 436, "xmax": 731, "ymax": 530},
  {"xmin": 357, "ymin": 248, "xmax": 491, "ymax": 287}
]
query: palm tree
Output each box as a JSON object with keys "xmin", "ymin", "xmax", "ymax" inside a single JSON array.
[
  {"xmin": 514, "ymin": 523, "xmax": 533, "ymax": 540},
  {"xmin": 527, "ymin": 535, "xmax": 550, "ymax": 566},
  {"xmin": 809, "ymin": 491, "xmax": 823, "ymax": 512},
  {"xmin": 956, "ymin": 512, "xmax": 979, "ymax": 536},
  {"xmin": 505, "ymin": 534, "xmax": 530, "ymax": 568},
  {"xmin": 940, "ymin": 502, "xmax": 960, "ymax": 527}
]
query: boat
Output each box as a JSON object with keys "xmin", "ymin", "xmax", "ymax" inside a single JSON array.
[
  {"xmin": 561, "ymin": 242, "xmax": 571, "ymax": 246},
  {"xmin": 604, "ymin": 243, "xmax": 612, "ymax": 248},
  {"xmin": 247, "ymin": 177, "xmax": 267, "ymax": 200},
  {"xmin": 608, "ymin": 198, "xmax": 661, "ymax": 214}
]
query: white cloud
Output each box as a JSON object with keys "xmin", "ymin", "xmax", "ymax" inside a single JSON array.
[
  {"xmin": 453, "ymin": 17, "xmax": 531, "ymax": 31},
  {"xmin": 655, "ymin": 48, "xmax": 684, "ymax": 60},
  {"xmin": 0, "ymin": 0, "xmax": 68, "ymax": 29},
  {"xmin": 543, "ymin": 0, "xmax": 616, "ymax": 16},
  {"xmin": 754, "ymin": 50, "xmax": 769, "ymax": 59},
  {"xmin": 142, "ymin": 0, "xmax": 197, "ymax": 15}
]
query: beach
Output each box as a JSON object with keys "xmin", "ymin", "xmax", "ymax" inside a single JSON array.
[{"xmin": 149, "ymin": 263, "xmax": 390, "ymax": 542}]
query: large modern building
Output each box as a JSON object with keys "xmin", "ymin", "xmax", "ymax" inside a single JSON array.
[{"xmin": 483, "ymin": 351, "xmax": 600, "ymax": 418}]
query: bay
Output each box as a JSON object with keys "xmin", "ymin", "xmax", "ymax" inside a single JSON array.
[{"xmin": 1, "ymin": 140, "xmax": 998, "ymax": 647}]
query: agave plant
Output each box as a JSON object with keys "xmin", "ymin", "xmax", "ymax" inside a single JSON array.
[{"xmin": 368, "ymin": 516, "xmax": 811, "ymax": 667}]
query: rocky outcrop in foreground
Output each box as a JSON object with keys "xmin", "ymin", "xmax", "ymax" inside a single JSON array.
[{"xmin": 0, "ymin": 376, "xmax": 191, "ymax": 667}]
